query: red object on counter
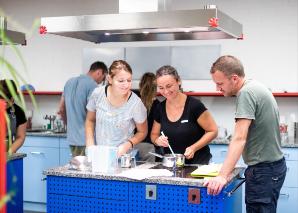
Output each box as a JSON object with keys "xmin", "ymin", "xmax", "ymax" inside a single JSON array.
[{"xmin": 0, "ymin": 100, "xmax": 7, "ymax": 213}]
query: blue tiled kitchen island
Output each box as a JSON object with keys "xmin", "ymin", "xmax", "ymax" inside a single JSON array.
[{"xmin": 44, "ymin": 163, "xmax": 244, "ymax": 213}]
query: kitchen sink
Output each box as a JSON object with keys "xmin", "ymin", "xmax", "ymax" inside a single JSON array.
[
  {"xmin": 26, "ymin": 128, "xmax": 49, "ymax": 133},
  {"xmin": 26, "ymin": 129, "xmax": 66, "ymax": 134}
]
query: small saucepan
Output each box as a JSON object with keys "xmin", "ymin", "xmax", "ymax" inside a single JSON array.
[{"xmin": 149, "ymin": 152, "xmax": 185, "ymax": 168}]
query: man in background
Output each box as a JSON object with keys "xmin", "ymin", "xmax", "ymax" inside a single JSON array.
[
  {"xmin": 58, "ymin": 61, "xmax": 108, "ymax": 157},
  {"xmin": 204, "ymin": 55, "xmax": 286, "ymax": 213}
]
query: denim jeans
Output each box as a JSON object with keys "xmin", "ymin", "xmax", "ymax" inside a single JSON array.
[{"xmin": 245, "ymin": 157, "xmax": 287, "ymax": 213}]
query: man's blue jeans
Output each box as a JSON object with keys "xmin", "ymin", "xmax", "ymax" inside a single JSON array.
[{"xmin": 245, "ymin": 157, "xmax": 287, "ymax": 213}]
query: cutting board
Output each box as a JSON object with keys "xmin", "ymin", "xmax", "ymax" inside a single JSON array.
[{"xmin": 190, "ymin": 164, "xmax": 222, "ymax": 178}]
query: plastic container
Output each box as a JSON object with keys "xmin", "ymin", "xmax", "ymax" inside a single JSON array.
[
  {"xmin": 294, "ymin": 122, "xmax": 298, "ymax": 141},
  {"xmin": 279, "ymin": 116, "xmax": 288, "ymax": 143},
  {"xmin": 91, "ymin": 145, "xmax": 118, "ymax": 174}
]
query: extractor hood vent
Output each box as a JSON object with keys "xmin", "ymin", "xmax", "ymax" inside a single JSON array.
[
  {"xmin": 0, "ymin": 17, "xmax": 26, "ymax": 45},
  {"xmin": 40, "ymin": 7, "xmax": 243, "ymax": 43}
]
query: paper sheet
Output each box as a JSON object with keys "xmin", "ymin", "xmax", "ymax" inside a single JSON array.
[{"xmin": 116, "ymin": 169, "xmax": 173, "ymax": 180}]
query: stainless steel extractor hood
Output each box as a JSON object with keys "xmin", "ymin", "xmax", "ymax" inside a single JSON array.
[
  {"xmin": 0, "ymin": 17, "xmax": 26, "ymax": 45},
  {"xmin": 40, "ymin": 7, "xmax": 242, "ymax": 43}
]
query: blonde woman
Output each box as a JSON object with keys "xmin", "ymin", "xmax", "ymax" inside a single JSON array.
[
  {"xmin": 134, "ymin": 72, "xmax": 160, "ymax": 162},
  {"xmin": 85, "ymin": 60, "xmax": 147, "ymax": 157}
]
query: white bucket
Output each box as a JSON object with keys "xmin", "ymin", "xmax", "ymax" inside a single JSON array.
[{"xmin": 91, "ymin": 145, "xmax": 118, "ymax": 174}]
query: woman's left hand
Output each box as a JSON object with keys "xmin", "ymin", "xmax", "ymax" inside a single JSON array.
[
  {"xmin": 184, "ymin": 146, "xmax": 195, "ymax": 159},
  {"xmin": 117, "ymin": 141, "xmax": 132, "ymax": 157}
]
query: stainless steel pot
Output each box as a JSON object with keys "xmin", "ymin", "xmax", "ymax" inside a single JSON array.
[
  {"xmin": 119, "ymin": 154, "xmax": 136, "ymax": 168},
  {"xmin": 69, "ymin": 156, "xmax": 90, "ymax": 171},
  {"xmin": 149, "ymin": 152, "xmax": 185, "ymax": 168},
  {"xmin": 162, "ymin": 154, "xmax": 176, "ymax": 167}
]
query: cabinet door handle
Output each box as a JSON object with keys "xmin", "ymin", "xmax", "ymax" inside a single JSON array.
[
  {"xmin": 283, "ymin": 153, "xmax": 290, "ymax": 159},
  {"xmin": 30, "ymin": 151, "xmax": 45, "ymax": 155},
  {"xmin": 287, "ymin": 167, "xmax": 290, "ymax": 172},
  {"xmin": 220, "ymin": 151, "xmax": 227, "ymax": 155},
  {"xmin": 280, "ymin": 193, "xmax": 290, "ymax": 199}
]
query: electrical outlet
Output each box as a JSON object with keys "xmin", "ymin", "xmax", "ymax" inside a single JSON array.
[
  {"xmin": 188, "ymin": 188, "xmax": 200, "ymax": 204},
  {"xmin": 145, "ymin": 185, "xmax": 157, "ymax": 200}
]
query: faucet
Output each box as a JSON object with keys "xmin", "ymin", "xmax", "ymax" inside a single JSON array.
[{"xmin": 43, "ymin": 114, "xmax": 56, "ymax": 130}]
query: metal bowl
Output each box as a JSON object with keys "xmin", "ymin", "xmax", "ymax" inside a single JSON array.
[
  {"xmin": 162, "ymin": 154, "xmax": 185, "ymax": 168},
  {"xmin": 162, "ymin": 154, "xmax": 176, "ymax": 167},
  {"xmin": 69, "ymin": 156, "xmax": 90, "ymax": 171}
]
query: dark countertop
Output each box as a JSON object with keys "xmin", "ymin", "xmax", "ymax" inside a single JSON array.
[
  {"xmin": 43, "ymin": 162, "xmax": 244, "ymax": 187},
  {"xmin": 7, "ymin": 153, "xmax": 27, "ymax": 161}
]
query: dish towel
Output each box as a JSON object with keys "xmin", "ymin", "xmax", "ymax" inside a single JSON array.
[{"xmin": 190, "ymin": 164, "xmax": 222, "ymax": 177}]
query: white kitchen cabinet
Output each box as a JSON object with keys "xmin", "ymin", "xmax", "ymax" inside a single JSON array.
[
  {"xmin": 59, "ymin": 137, "xmax": 72, "ymax": 166},
  {"xmin": 209, "ymin": 143, "xmax": 244, "ymax": 165},
  {"xmin": 277, "ymin": 148, "xmax": 298, "ymax": 213},
  {"xmin": 209, "ymin": 144, "xmax": 246, "ymax": 213},
  {"xmin": 210, "ymin": 144, "xmax": 298, "ymax": 213},
  {"xmin": 19, "ymin": 135, "xmax": 60, "ymax": 212},
  {"xmin": 209, "ymin": 144, "xmax": 228, "ymax": 163}
]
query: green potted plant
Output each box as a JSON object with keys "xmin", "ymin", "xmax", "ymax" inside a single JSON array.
[{"xmin": 0, "ymin": 12, "xmax": 37, "ymax": 211}]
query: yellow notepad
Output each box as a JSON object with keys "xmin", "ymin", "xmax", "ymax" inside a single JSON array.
[{"xmin": 190, "ymin": 164, "xmax": 222, "ymax": 178}]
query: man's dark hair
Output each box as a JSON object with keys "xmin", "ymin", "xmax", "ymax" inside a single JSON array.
[
  {"xmin": 89, "ymin": 61, "xmax": 108, "ymax": 74},
  {"xmin": 0, "ymin": 79, "xmax": 18, "ymax": 99}
]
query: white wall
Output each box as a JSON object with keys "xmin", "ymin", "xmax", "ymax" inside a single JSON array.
[
  {"xmin": 201, "ymin": 96, "xmax": 298, "ymax": 135},
  {"xmin": 1, "ymin": 0, "xmax": 297, "ymax": 129},
  {"xmin": 1, "ymin": 0, "xmax": 297, "ymax": 92},
  {"xmin": 0, "ymin": 0, "xmax": 118, "ymax": 91}
]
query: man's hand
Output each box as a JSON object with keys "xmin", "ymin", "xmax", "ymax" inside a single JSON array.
[{"xmin": 203, "ymin": 175, "xmax": 228, "ymax": 195}]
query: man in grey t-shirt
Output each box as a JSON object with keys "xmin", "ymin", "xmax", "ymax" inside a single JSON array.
[
  {"xmin": 204, "ymin": 55, "xmax": 286, "ymax": 213},
  {"xmin": 58, "ymin": 61, "xmax": 108, "ymax": 157}
]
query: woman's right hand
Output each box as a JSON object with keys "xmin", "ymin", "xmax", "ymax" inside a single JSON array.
[
  {"xmin": 154, "ymin": 135, "xmax": 169, "ymax": 147},
  {"xmin": 86, "ymin": 145, "xmax": 96, "ymax": 162},
  {"xmin": 117, "ymin": 141, "xmax": 132, "ymax": 157}
]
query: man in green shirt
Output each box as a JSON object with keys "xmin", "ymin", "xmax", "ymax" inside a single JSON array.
[{"xmin": 204, "ymin": 55, "xmax": 286, "ymax": 213}]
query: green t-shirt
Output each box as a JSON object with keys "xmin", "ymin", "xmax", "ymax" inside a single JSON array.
[{"xmin": 235, "ymin": 80, "xmax": 283, "ymax": 165}]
